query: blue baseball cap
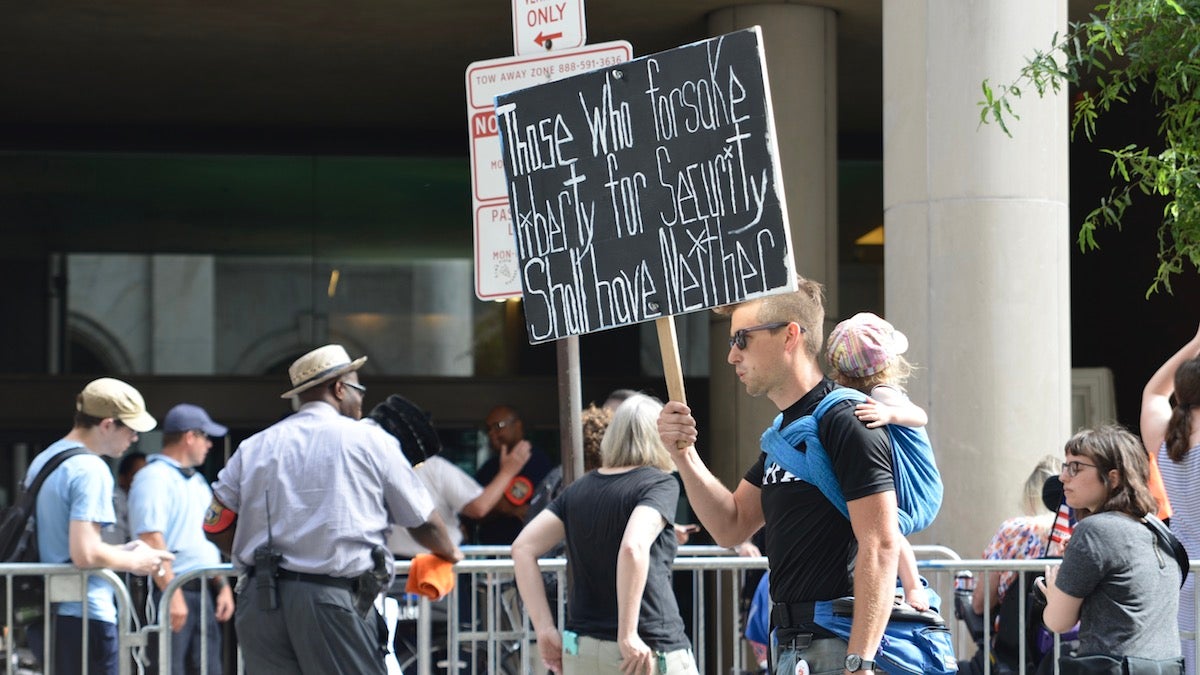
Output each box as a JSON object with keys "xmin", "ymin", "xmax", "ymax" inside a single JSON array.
[{"xmin": 162, "ymin": 403, "xmax": 228, "ymax": 436}]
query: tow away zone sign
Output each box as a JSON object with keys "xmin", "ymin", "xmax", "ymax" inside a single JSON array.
[{"xmin": 468, "ymin": 41, "xmax": 633, "ymax": 300}]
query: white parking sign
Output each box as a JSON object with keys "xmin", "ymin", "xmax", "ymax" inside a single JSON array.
[
  {"xmin": 512, "ymin": 0, "xmax": 586, "ymax": 55},
  {"xmin": 467, "ymin": 41, "xmax": 633, "ymax": 299}
]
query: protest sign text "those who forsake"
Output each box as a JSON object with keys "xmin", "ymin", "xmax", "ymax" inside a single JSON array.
[{"xmin": 495, "ymin": 28, "xmax": 796, "ymax": 344}]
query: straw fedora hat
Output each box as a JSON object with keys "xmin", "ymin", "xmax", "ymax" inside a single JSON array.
[{"xmin": 280, "ymin": 344, "xmax": 368, "ymax": 399}]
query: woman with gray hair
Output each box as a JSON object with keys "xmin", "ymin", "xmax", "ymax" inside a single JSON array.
[{"xmin": 512, "ymin": 394, "xmax": 697, "ymax": 675}]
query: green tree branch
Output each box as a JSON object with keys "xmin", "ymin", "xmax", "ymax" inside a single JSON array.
[{"xmin": 980, "ymin": 0, "xmax": 1200, "ymax": 295}]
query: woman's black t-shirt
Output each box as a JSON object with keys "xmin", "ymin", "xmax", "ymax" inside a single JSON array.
[{"xmin": 547, "ymin": 466, "xmax": 689, "ymax": 651}]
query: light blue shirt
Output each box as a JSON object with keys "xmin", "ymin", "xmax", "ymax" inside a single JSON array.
[
  {"xmin": 127, "ymin": 454, "xmax": 221, "ymax": 575},
  {"xmin": 26, "ymin": 439, "xmax": 118, "ymax": 624},
  {"xmin": 212, "ymin": 401, "xmax": 434, "ymax": 577}
]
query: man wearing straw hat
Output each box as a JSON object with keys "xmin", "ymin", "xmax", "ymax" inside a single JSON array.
[{"xmin": 204, "ymin": 344, "xmax": 462, "ymax": 675}]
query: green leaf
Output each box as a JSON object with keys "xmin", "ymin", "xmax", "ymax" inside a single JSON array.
[{"xmin": 981, "ymin": 0, "xmax": 1200, "ymax": 293}]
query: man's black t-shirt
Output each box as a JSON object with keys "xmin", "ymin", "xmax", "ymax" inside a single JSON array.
[
  {"xmin": 547, "ymin": 466, "xmax": 690, "ymax": 652},
  {"xmin": 743, "ymin": 379, "xmax": 893, "ymax": 606}
]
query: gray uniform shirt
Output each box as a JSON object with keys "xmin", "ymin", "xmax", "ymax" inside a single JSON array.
[
  {"xmin": 212, "ymin": 401, "xmax": 434, "ymax": 577},
  {"xmin": 1056, "ymin": 511, "xmax": 1181, "ymax": 659}
]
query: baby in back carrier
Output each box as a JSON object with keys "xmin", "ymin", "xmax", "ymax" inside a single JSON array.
[{"xmin": 825, "ymin": 312, "xmax": 930, "ymax": 610}]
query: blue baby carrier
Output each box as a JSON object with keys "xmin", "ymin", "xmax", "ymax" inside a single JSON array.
[
  {"xmin": 815, "ymin": 585, "xmax": 958, "ymax": 675},
  {"xmin": 760, "ymin": 386, "xmax": 955, "ymax": 673},
  {"xmin": 754, "ymin": 574, "xmax": 958, "ymax": 674},
  {"xmin": 760, "ymin": 386, "xmax": 942, "ymax": 535}
]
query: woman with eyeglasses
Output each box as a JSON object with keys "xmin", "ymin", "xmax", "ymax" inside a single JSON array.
[
  {"xmin": 1142, "ymin": 324, "xmax": 1200, "ymax": 674},
  {"xmin": 512, "ymin": 394, "xmax": 698, "ymax": 675},
  {"xmin": 1038, "ymin": 426, "xmax": 1182, "ymax": 673}
]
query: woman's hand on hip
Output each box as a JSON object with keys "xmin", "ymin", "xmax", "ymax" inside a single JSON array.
[{"xmin": 619, "ymin": 634, "xmax": 654, "ymax": 675}]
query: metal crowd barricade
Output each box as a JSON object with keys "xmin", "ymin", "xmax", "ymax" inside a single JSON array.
[
  {"xmin": 429, "ymin": 545, "xmax": 963, "ymax": 675},
  {"xmin": 434, "ymin": 545, "xmax": 770, "ymax": 675},
  {"xmin": 11, "ymin": 551, "xmax": 1186, "ymax": 675},
  {"xmin": 921, "ymin": 557, "xmax": 1063, "ymax": 675},
  {"xmin": 909, "ymin": 544, "xmax": 968, "ymax": 657},
  {"xmin": 0, "ymin": 563, "xmax": 134, "ymax": 675},
  {"xmin": 152, "ymin": 565, "xmax": 239, "ymax": 675}
]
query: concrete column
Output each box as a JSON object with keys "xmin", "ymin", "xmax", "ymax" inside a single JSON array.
[
  {"xmin": 883, "ymin": 1, "xmax": 1071, "ymax": 557},
  {"xmin": 706, "ymin": 5, "xmax": 839, "ymax": 489}
]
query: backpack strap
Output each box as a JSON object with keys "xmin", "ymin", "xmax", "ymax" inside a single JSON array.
[
  {"xmin": 1143, "ymin": 515, "xmax": 1189, "ymax": 587},
  {"xmin": 24, "ymin": 447, "xmax": 89, "ymax": 498}
]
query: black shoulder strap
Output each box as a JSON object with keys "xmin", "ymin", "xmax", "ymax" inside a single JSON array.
[
  {"xmin": 149, "ymin": 454, "xmax": 196, "ymax": 479},
  {"xmin": 24, "ymin": 447, "xmax": 90, "ymax": 498},
  {"xmin": 1144, "ymin": 515, "xmax": 1190, "ymax": 587}
]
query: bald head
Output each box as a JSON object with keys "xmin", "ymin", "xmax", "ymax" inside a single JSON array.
[{"xmin": 484, "ymin": 405, "xmax": 524, "ymax": 453}]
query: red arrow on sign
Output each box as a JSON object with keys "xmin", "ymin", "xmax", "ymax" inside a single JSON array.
[{"xmin": 534, "ymin": 31, "xmax": 563, "ymax": 47}]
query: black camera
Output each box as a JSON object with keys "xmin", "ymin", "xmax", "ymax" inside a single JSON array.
[{"xmin": 1032, "ymin": 575, "xmax": 1048, "ymax": 606}]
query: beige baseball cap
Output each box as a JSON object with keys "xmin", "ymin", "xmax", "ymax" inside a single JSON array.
[{"xmin": 76, "ymin": 378, "xmax": 157, "ymax": 432}]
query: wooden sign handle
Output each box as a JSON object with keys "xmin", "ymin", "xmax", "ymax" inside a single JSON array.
[{"xmin": 656, "ymin": 316, "xmax": 687, "ymax": 405}]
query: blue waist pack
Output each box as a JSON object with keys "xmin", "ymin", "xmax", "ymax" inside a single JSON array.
[
  {"xmin": 760, "ymin": 386, "xmax": 943, "ymax": 535},
  {"xmin": 812, "ymin": 584, "xmax": 958, "ymax": 675}
]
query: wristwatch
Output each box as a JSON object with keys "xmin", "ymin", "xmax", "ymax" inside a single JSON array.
[{"xmin": 845, "ymin": 654, "xmax": 877, "ymax": 672}]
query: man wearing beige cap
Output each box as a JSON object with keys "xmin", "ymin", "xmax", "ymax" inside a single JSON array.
[
  {"xmin": 24, "ymin": 377, "xmax": 175, "ymax": 675},
  {"xmin": 204, "ymin": 344, "xmax": 461, "ymax": 675}
]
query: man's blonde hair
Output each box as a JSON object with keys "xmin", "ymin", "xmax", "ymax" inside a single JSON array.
[{"xmin": 714, "ymin": 275, "xmax": 826, "ymax": 358}]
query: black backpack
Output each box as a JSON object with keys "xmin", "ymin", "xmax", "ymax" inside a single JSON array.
[{"xmin": 0, "ymin": 447, "xmax": 88, "ymax": 625}]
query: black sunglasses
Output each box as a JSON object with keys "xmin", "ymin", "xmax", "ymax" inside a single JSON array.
[
  {"xmin": 728, "ymin": 322, "xmax": 799, "ymax": 350},
  {"xmin": 332, "ymin": 380, "xmax": 366, "ymax": 395}
]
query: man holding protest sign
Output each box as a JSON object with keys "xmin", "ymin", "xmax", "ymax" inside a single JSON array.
[
  {"xmin": 658, "ymin": 277, "xmax": 898, "ymax": 675},
  {"xmin": 494, "ymin": 28, "xmax": 884, "ymax": 669}
]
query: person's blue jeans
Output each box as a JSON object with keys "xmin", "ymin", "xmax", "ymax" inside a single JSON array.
[
  {"xmin": 28, "ymin": 614, "xmax": 120, "ymax": 675},
  {"xmin": 773, "ymin": 633, "xmax": 849, "ymax": 675},
  {"xmin": 149, "ymin": 586, "xmax": 223, "ymax": 674}
]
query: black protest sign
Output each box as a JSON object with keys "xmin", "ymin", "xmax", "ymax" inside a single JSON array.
[{"xmin": 495, "ymin": 27, "xmax": 796, "ymax": 344}]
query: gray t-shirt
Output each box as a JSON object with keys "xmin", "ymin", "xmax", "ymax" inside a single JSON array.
[{"xmin": 1055, "ymin": 511, "xmax": 1181, "ymax": 658}]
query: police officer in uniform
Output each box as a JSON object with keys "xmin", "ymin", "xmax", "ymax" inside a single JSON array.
[{"xmin": 204, "ymin": 345, "xmax": 462, "ymax": 675}]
